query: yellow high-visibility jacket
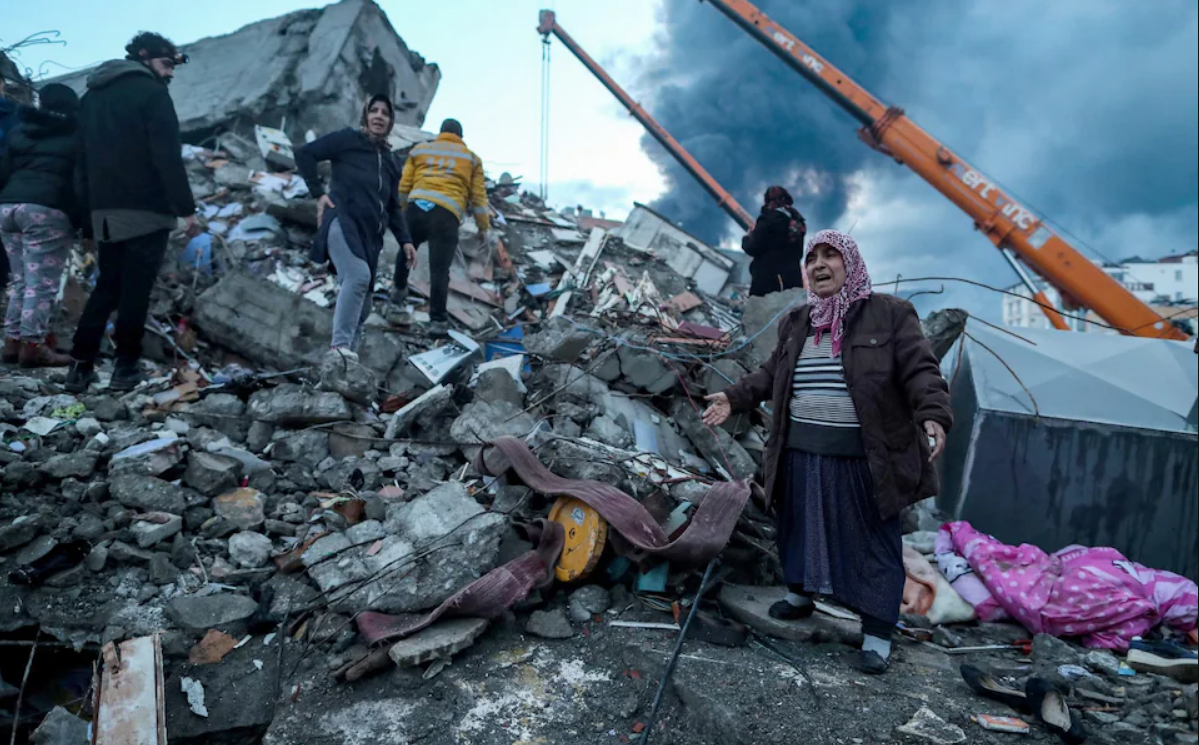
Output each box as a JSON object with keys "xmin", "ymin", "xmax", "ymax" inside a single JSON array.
[{"xmin": 399, "ymin": 132, "xmax": 490, "ymax": 231}]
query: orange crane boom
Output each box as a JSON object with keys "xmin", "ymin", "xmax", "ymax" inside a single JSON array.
[
  {"xmin": 705, "ymin": 0, "xmax": 1189, "ymax": 340},
  {"xmin": 537, "ymin": 10, "xmax": 755, "ymax": 232}
]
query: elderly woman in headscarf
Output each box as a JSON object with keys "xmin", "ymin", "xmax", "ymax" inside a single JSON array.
[
  {"xmin": 296, "ymin": 94, "xmax": 417, "ymax": 361},
  {"xmin": 703, "ymin": 229, "xmax": 952, "ymax": 674},
  {"xmin": 742, "ymin": 185, "xmax": 806, "ymax": 297}
]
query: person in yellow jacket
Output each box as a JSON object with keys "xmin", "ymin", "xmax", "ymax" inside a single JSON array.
[{"xmin": 390, "ymin": 118, "xmax": 490, "ymax": 338}]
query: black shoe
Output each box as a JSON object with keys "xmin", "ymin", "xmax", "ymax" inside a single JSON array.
[
  {"xmin": 768, "ymin": 596, "xmax": 815, "ymax": 621},
  {"xmin": 109, "ymin": 359, "xmax": 145, "ymax": 392},
  {"xmin": 64, "ymin": 359, "xmax": 98, "ymax": 394},
  {"xmin": 1025, "ymin": 677, "xmax": 1087, "ymax": 744},
  {"xmin": 853, "ymin": 650, "xmax": 890, "ymax": 675},
  {"xmin": 960, "ymin": 664, "xmax": 1030, "ymax": 713},
  {"xmin": 427, "ymin": 320, "xmax": 449, "ymax": 339}
]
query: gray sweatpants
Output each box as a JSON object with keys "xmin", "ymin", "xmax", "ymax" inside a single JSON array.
[{"xmin": 327, "ymin": 219, "xmax": 372, "ymax": 351}]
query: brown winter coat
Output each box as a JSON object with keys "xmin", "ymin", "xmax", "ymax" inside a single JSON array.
[{"xmin": 723, "ymin": 293, "xmax": 953, "ymax": 520}]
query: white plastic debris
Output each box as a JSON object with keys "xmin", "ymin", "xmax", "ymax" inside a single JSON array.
[{"xmin": 181, "ymin": 677, "xmax": 209, "ymax": 718}]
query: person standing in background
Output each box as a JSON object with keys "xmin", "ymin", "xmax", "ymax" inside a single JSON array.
[
  {"xmin": 0, "ymin": 76, "xmax": 20, "ymax": 299},
  {"xmin": 743, "ymin": 185, "xmax": 806, "ymax": 297},
  {"xmin": 0, "ymin": 84, "xmax": 81, "ymax": 367},
  {"xmin": 65, "ymin": 32, "xmax": 198, "ymax": 393},
  {"xmin": 389, "ymin": 118, "xmax": 491, "ymax": 338}
]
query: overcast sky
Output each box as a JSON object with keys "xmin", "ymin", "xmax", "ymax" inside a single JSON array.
[{"xmin": 4, "ymin": 0, "xmax": 1196, "ymax": 322}]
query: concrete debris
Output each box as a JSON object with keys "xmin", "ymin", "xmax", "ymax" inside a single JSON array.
[
  {"xmin": 3, "ymin": 7, "xmax": 1183, "ymax": 744},
  {"xmin": 29, "ymin": 706, "xmax": 89, "ymax": 745},
  {"xmin": 895, "ymin": 706, "xmax": 967, "ymax": 745}
]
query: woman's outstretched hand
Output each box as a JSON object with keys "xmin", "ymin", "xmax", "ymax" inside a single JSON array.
[
  {"xmin": 923, "ymin": 420, "xmax": 946, "ymax": 461},
  {"xmin": 702, "ymin": 392, "xmax": 731, "ymax": 427}
]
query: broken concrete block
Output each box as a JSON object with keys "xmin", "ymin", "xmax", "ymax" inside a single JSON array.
[
  {"xmin": 194, "ymin": 272, "xmax": 406, "ymax": 379},
  {"xmin": 617, "ymin": 345, "xmax": 676, "ymax": 394},
  {"xmin": 38, "ymin": 452, "xmax": 98, "ymax": 480},
  {"xmin": 179, "ymin": 393, "xmax": 249, "ymax": 443},
  {"xmin": 109, "ymin": 475, "xmax": 189, "ymax": 515},
  {"xmin": 183, "ymin": 451, "xmax": 242, "ymax": 497},
  {"xmin": 473, "ymin": 368, "xmax": 524, "ymax": 407},
  {"xmin": 384, "ymin": 384, "xmax": 453, "ymax": 439},
  {"xmin": 584, "ymin": 415, "xmax": 631, "ymax": 449},
  {"xmin": 319, "ymin": 354, "xmax": 379, "ymax": 406},
  {"xmin": 30, "ymin": 706, "xmax": 89, "ymax": 745},
  {"xmin": 742, "ymin": 287, "xmax": 805, "ymax": 369},
  {"xmin": 388, "ymin": 617, "xmax": 489, "ymax": 667},
  {"xmin": 228, "ymin": 531, "xmax": 273, "ymax": 568},
  {"xmin": 271, "ymin": 429, "xmax": 331, "ymax": 464},
  {"xmin": 108, "ymin": 436, "xmax": 185, "ymax": 477},
  {"xmin": 167, "ymin": 593, "xmax": 259, "ymax": 632},
  {"xmin": 132, "ymin": 514, "xmax": 183, "ymax": 548},
  {"xmin": 302, "ymin": 532, "xmax": 371, "ymax": 605},
  {"xmin": 328, "ymin": 423, "xmax": 376, "ymax": 460},
  {"xmin": 526, "ymin": 608, "xmax": 574, "ymax": 639},
  {"xmin": 671, "ymin": 398, "xmax": 757, "ymax": 480},
  {"xmin": 718, "ymin": 584, "xmax": 859, "ymax": 646},
  {"xmin": 0, "ymin": 518, "xmax": 40, "ymax": 552},
  {"xmin": 214, "ymin": 488, "xmax": 266, "ymax": 530},
  {"xmin": 922, "ymin": 308, "xmax": 969, "ymax": 362},
  {"xmin": 568, "ymin": 585, "xmax": 611, "ymax": 623},
  {"xmin": 894, "ymin": 706, "xmax": 966, "ymax": 745},
  {"xmin": 524, "ymin": 317, "xmax": 592, "ymax": 362},
  {"xmin": 356, "ymin": 483, "xmax": 506, "ymax": 614},
  {"xmin": 449, "ymin": 399, "xmax": 536, "ymax": 456},
  {"xmin": 248, "ymin": 383, "xmax": 352, "ymax": 427},
  {"xmin": 262, "ymin": 575, "xmax": 320, "ymax": 622}
]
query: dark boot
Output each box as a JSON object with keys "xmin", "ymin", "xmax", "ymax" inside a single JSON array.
[
  {"xmin": 1, "ymin": 338, "xmax": 19, "ymax": 364},
  {"xmin": 427, "ymin": 320, "xmax": 449, "ymax": 339},
  {"xmin": 19, "ymin": 340, "xmax": 72, "ymax": 368},
  {"xmin": 64, "ymin": 359, "xmax": 98, "ymax": 394},
  {"xmin": 109, "ymin": 358, "xmax": 146, "ymax": 392}
]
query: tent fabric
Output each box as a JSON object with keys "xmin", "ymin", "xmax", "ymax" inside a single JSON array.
[{"xmin": 944, "ymin": 324, "xmax": 1197, "ymax": 434}]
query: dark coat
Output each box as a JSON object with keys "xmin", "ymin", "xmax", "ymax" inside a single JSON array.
[
  {"xmin": 0, "ymin": 106, "xmax": 81, "ymax": 225},
  {"xmin": 723, "ymin": 293, "xmax": 953, "ymax": 520},
  {"xmin": 295, "ymin": 128, "xmax": 412, "ymax": 281},
  {"xmin": 74, "ymin": 60, "xmax": 196, "ymax": 222},
  {"xmin": 742, "ymin": 206, "xmax": 806, "ymax": 297}
]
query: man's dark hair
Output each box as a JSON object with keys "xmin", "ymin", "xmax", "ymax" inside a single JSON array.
[
  {"xmin": 440, "ymin": 118, "xmax": 463, "ymax": 137},
  {"xmin": 125, "ymin": 32, "xmax": 181, "ymax": 63},
  {"xmin": 37, "ymin": 83, "xmax": 79, "ymax": 116}
]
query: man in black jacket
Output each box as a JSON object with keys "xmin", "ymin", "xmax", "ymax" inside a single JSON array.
[
  {"xmin": 66, "ymin": 32, "xmax": 197, "ymax": 393},
  {"xmin": 742, "ymin": 185, "xmax": 806, "ymax": 297}
]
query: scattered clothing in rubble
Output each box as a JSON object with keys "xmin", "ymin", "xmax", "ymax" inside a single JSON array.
[
  {"xmin": 295, "ymin": 94, "xmax": 412, "ymax": 351},
  {"xmin": 75, "ymin": 60, "xmax": 195, "ymax": 241},
  {"xmin": 721, "ymin": 229, "xmax": 952, "ymax": 669},
  {"xmin": 742, "ymin": 185, "xmax": 806, "ymax": 297},
  {"xmin": 942, "ymin": 521, "xmax": 1199, "ymax": 651},
  {"xmin": 394, "ymin": 120, "xmax": 489, "ymax": 324}
]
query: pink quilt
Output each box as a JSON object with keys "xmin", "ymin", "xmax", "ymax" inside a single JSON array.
[{"xmin": 941, "ymin": 522, "xmax": 1198, "ymax": 651}]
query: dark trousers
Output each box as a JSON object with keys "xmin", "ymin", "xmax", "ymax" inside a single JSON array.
[
  {"xmin": 71, "ymin": 229, "xmax": 169, "ymax": 363},
  {"xmin": 393, "ymin": 204, "xmax": 459, "ymax": 323}
]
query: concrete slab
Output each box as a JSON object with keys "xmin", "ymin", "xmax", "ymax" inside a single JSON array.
[
  {"xmin": 388, "ymin": 617, "xmax": 489, "ymax": 667},
  {"xmin": 718, "ymin": 584, "xmax": 860, "ymax": 646}
]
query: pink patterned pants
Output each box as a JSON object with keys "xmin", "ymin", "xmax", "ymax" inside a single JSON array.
[{"xmin": 0, "ymin": 203, "xmax": 71, "ymax": 341}]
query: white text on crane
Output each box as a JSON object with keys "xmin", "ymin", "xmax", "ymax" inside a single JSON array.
[
  {"xmin": 770, "ymin": 31, "xmax": 824, "ymax": 73},
  {"xmin": 949, "ymin": 163, "xmax": 1037, "ymax": 231}
]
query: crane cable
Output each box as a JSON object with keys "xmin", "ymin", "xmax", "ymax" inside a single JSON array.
[{"xmin": 539, "ymin": 33, "xmax": 552, "ymax": 202}]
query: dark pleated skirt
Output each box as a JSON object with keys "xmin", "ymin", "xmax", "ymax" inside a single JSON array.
[{"xmin": 778, "ymin": 449, "xmax": 905, "ymax": 625}]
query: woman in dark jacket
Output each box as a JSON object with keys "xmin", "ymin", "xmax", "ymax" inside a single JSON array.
[
  {"xmin": 0, "ymin": 83, "xmax": 80, "ymax": 367},
  {"xmin": 295, "ymin": 94, "xmax": 416, "ymax": 359},
  {"xmin": 703, "ymin": 229, "xmax": 952, "ymax": 674},
  {"xmin": 742, "ymin": 185, "xmax": 806, "ymax": 297}
]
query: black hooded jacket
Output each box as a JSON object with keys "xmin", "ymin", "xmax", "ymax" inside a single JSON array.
[
  {"xmin": 742, "ymin": 205, "xmax": 806, "ymax": 296},
  {"xmin": 74, "ymin": 60, "xmax": 195, "ymax": 223},
  {"xmin": 0, "ymin": 106, "xmax": 81, "ymax": 225},
  {"xmin": 295, "ymin": 127, "xmax": 411, "ymax": 282}
]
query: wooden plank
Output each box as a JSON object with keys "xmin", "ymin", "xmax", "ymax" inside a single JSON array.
[
  {"xmin": 94, "ymin": 634, "xmax": 167, "ymax": 745},
  {"xmin": 448, "ymin": 278, "xmax": 502, "ymax": 308},
  {"xmin": 409, "ymin": 281, "xmax": 493, "ymax": 331},
  {"xmin": 666, "ymin": 291, "xmax": 703, "ymax": 314}
]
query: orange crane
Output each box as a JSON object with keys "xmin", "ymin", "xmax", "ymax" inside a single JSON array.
[
  {"xmin": 537, "ymin": 10, "xmax": 755, "ymax": 233},
  {"xmin": 704, "ymin": 0, "xmax": 1190, "ymax": 340}
]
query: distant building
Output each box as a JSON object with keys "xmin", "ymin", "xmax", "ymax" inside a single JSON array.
[{"xmin": 1002, "ymin": 251, "xmax": 1198, "ymax": 335}]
